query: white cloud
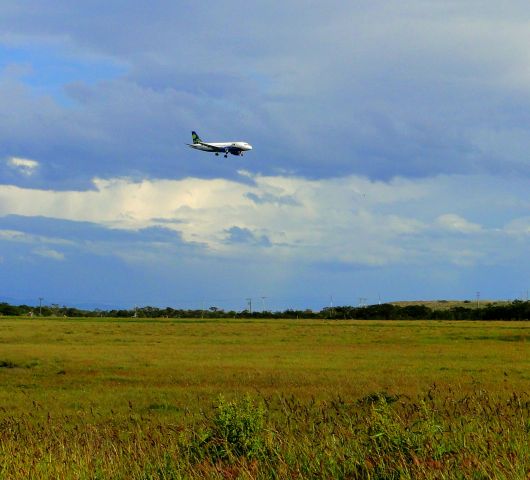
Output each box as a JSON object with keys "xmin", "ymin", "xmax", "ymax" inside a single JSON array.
[
  {"xmin": 0, "ymin": 173, "xmax": 430, "ymax": 266},
  {"xmin": 0, "ymin": 228, "xmax": 72, "ymax": 246},
  {"xmin": 436, "ymin": 214, "xmax": 482, "ymax": 233},
  {"xmin": 0, "ymin": 172, "xmax": 528, "ymax": 269},
  {"xmin": 0, "ymin": 229, "xmax": 27, "ymax": 241},
  {"xmin": 32, "ymin": 247, "xmax": 65, "ymax": 261},
  {"xmin": 7, "ymin": 156, "xmax": 39, "ymax": 176},
  {"xmin": 504, "ymin": 217, "xmax": 530, "ymax": 235}
]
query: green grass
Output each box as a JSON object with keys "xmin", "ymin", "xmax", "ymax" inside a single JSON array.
[{"xmin": 0, "ymin": 317, "xmax": 529, "ymax": 478}]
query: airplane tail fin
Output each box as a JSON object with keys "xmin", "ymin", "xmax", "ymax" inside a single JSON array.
[{"xmin": 191, "ymin": 131, "xmax": 202, "ymax": 144}]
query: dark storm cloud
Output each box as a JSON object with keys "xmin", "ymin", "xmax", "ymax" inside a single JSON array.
[
  {"xmin": 5, "ymin": 2, "xmax": 530, "ymax": 309},
  {"xmin": 3, "ymin": 1, "xmax": 530, "ymax": 185}
]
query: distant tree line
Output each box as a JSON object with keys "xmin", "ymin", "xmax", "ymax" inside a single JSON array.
[{"xmin": 1, "ymin": 300, "xmax": 530, "ymax": 320}]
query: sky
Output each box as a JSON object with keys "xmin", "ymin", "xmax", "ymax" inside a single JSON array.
[{"xmin": 1, "ymin": 1, "xmax": 530, "ymax": 310}]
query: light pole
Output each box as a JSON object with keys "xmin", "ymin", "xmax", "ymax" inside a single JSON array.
[{"xmin": 38, "ymin": 297, "xmax": 44, "ymax": 316}]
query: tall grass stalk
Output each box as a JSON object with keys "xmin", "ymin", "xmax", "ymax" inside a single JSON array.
[{"xmin": 0, "ymin": 390, "xmax": 528, "ymax": 479}]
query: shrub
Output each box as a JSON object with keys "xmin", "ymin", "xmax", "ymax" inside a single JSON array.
[{"xmin": 208, "ymin": 394, "xmax": 266, "ymax": 460}]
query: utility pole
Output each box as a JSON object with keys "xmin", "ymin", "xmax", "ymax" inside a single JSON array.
[
  {"xmin": 38, "ymin": 297, "xmax": 44, "ymax": 316},
  {"xmin": 476, "ymin": 292, "xmax": 480, "ymax": 309},
  {"xmin": 246, "ymin": 298, "xmax": 252, "ymax": 315},
  {"xmin": 261, "ymin": 296, "xmax": 267, "ymax": 312}
]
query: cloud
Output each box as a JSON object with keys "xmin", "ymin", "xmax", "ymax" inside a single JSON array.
[
  {"xmin": 504, "ymin": 217, "xmax": 530, "ymax": 236},
  {"xmin": 3, "ymin": 2, "xmax": 530, "ymax": 187},
  {"xmin": 436, "ymin": 214, "xmax": 482, "ymax": 234},
  {"xmin": 0, "ymin": 227, "xmax": 71, "ymax": 246},
  {"xmin": 32, "ymin": 247, "xmax": 65, "ymax": 261},
  {"xmin": 245, "ymin": 191, "xmax": 298, "ymax": 206},
  {"xmin": 0, "ymin": 172, "xmax": 529, "ymax": 270},
  {"xmin": 0, "ymin": 174, "xmax": 419, "ymax": 266},
  {"xmin": 7, "ymin": 156, "xmax": 39, "ymax": 176},
  {"xmin": 0, "ymin": 229, "xmax": 27, "ymax": 241},
  {"xmin": 4, "ymin": 3, "xmax": 530, "ymax": 306},
  {"xmin": 1, "ymin": 170, "xmax": 530, "ymax": 307},
  {"xmin": 224, "ymin": 226, "xmax": 271, "ymax": 247}
]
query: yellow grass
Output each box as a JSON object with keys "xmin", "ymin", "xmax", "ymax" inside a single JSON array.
[
  {"xmin": 0, "ymin": 317, "xmax": 529, "ymax": 479},
  {"xmin": 0, "ymin": 317, "xmax": 528, "ymax": 419}
]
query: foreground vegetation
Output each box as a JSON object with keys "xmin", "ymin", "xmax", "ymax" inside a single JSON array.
[
  {"xmin": 0, "ymin": 317, "xmax": 528, "ymax": 478},
  {"xmin": 1, "ymin": 390, "xmax": 529, "ymax": 479}
]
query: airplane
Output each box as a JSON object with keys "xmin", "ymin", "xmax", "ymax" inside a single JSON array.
[{"xmin": 187, "ymin": 131, "xmax": 253, "ymax": 158}]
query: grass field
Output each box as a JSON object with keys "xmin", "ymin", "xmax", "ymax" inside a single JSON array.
[{"xmin": 0, "ymin": 317, "xmax": 529, "ymax": 478}]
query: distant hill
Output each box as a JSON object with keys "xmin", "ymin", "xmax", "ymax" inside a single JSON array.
[{"xmin": 390, "ymin": 300, "xmax": 512, "ymax": 310}]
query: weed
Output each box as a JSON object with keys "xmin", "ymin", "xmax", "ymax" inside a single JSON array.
[
  {"xmin": 0, "ymin": 360, "xmax": 18, "ymax": 368},
  {"xmin": 147, "ymin": 403, "xmax": 180, "ymax": 413},
  {"xmin": 206, "ymin": 394, "xmax": 266, "ymax": 461},
  {"xmin": 0, "ymin": 390, "xmax": 528, "ymax": 478},
  {"xmin": 358, "ymin": 391, "xmax": 400, "ymax": 405}
]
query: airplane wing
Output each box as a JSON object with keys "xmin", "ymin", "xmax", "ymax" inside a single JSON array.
[
  {"xmin": 187, "ymin": 142, "xmax": 225, "ymax": 153},
  {"xmin": 198, "ymin": 142, "xmax": 227, "ymax": 152}
]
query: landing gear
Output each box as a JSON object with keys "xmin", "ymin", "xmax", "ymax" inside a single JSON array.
[
  {"xmin": 224, "ymin": 154, "xmax": 228, "ymax": 158},
  {"xmin": 215, "ymin": 153, "xmax": 219, "ymax": 156}
]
